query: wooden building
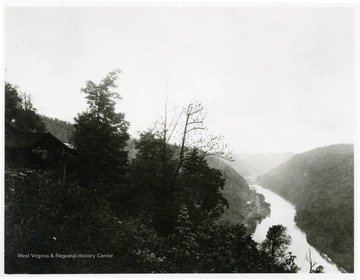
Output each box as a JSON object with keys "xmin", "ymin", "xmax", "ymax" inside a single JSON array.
[{"xmin": 5, "ymin": 122, "xmax": 73, "ymax": 169}]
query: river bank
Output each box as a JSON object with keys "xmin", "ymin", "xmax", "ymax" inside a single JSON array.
[{"xmin": 251, "ymin": 183, "xmax": 343, "ymax": 273}]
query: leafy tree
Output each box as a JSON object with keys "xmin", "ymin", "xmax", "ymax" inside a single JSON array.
[
  {"xmin": 130, "ymin": 130, "xmax": 178, "ymax": 234},
  {"xmin": 283, "ymin": 252, "xmax": 300, "ymax": 273},
  {"xmin": 261, "ymin": 224, "xmax": 291, "ymax": 261},
  {"xmin": 5, "ymin": 82, "xmax": 22, "ymax": 118},
  {"xmin": 5, "ymin": 82, "xmax": 45, "ymax": 132},
  {"xmin": 72, "ymin": 69, "xmax": 129, "ymax": 188}
]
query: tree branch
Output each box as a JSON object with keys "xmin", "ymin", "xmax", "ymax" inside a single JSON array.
[{"xmin": 186, "ymin": 127, "xmax": 206, "ymax": 133}]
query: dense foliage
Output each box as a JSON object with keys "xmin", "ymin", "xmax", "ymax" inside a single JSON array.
[
  {"xmin": 5, "ymin": 171, "xmax": 296, "ymax": 273},
  {"xmin": 5, "ymin": 82, "xmax": 45, "ymax": 132},
  {"xmin": 129, "ymin": 130, "xmax": 229, "ymax": 235},
  {"xmin": 5, "ymin": 76, "xmax": 297, "ymax": 274},
  {"xmin": 72, "ymin": 70, "xmax": 130, "ymax": 188},
  {"xmin": 257, "ymin": 144, "xmax": 354, "ymax": 272},
  {"xmin": 5, "ymin": 171, "xmax": 124, "ymax": 273}
]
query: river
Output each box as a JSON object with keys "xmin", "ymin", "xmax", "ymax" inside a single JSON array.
[{"xmin": 251, "ymin": 183, "xmax": 342, "ymax": 273}]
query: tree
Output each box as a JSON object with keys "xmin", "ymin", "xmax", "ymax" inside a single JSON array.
[
  {"xmin": 131, "ymin": 101, "xmax": 231, "ymax": 235},
  {"xmin": 5, "ymin": 82, "xmax": 22, "ymax": 119},
  {"xmin": 130, "ymin": 130, "xmax": 178, "ymax": 234},
  {"xmin": 283, "ymin": 252, "xmax": 300, "ymax": 273},
  {"xmin": 261, "ymin": 225, "xmax": 291, "ymax": 261},
  {"xmin": 72, "ymin": 69, "xmax": 129, "ymax": 188},
  {"xmin": 170, "ymin": 101, "xmax": 231, "ymax": 186},
  {"xmin": 306, "ymin": 249, "xmax": 324, "ymax": 273},
  {"xmin": 5, "ymin": 82, "xmax": 45, "ymax": 132}
]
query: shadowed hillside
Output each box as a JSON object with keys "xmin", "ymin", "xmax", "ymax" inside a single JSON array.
[{"xmin": 207, "ymin": 156, "xmax": 270, "ymax": 233}]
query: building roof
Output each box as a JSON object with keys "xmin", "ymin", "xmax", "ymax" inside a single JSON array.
[{"xmin": 6, "ymin": 130, "xmax": 71, "ymax": 150}]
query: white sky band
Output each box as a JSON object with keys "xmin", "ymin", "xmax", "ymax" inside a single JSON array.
[{"xmin": 5, "ymin": 6, "xmax": 356, "ymax": 154}]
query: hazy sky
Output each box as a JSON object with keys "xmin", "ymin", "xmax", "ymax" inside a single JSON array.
[{"xmin": 5, "ymin": 6, "xmax": 356, "ymax": 153}]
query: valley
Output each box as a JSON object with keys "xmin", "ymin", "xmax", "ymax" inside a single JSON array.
[{"xmin": 257, "ymin": 144, "xmax": 354, "ymax": 272}]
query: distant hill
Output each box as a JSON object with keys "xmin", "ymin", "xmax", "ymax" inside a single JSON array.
[
  {"xmin": 257, "ymin": 144, "xmax": 354, "ymax": 272},
  {"xmin": 40, "ymin": 114, "xmax": 138, "ymax": 157},
  {"xmin": 227, "ymin": 154, "xmax": 260, "ymax": 177},
  {"xmin": 40, "ymin": 115, "xmax": 74, "ymax": 143},
  {"xmin": 207, "ymin": 156, "xmax": 270, "ymax": 233},
  {"xmin": 234, "ymin": 152, "xmax": 296, "ymax": 176}
]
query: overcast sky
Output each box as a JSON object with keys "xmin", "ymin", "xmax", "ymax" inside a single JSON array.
[{"xmin": 5, "ymin": 6, "xmax": 356, "ymax": 154}]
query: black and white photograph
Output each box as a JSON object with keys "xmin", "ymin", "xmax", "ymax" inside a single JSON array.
[{"xmin": 2, "ymin": 1, "xmax": 358, "ymax": 277}]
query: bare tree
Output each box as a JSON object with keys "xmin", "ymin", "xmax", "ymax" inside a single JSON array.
[
  {"xmin": 173, "ymin": 102, "xmax": 206, "ymax": 180},
  {"xmin": 155, "ymin": 100, "xmax": 232, "ymax": 184},
  {"xmin": 306, "ymin": 249, "xmax": 323, "ymax": 273},
  {"xmin": 141, "ymin": 98, "xmax": 232, "ymax": 234}
]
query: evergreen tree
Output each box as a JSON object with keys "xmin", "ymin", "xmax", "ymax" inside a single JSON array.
[
  {"xmin": 261, "ymin": 224, "xmax": 291, "ymax": 261},
  {"xmin": 72, "ymin": 69, "xmax": 129, "ymax": 188},
  {"xmin": 177, "ymin": 149, "xmax": 228, "ymax": 223}
]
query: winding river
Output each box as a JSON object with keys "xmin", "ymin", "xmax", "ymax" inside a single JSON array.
[{"xmin": 251, "ymin": 183, "xmax": 343, "ymax": 273}]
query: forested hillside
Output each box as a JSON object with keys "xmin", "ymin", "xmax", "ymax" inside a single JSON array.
[
  {"xmin": 40, "ymin": 115, "xmax": 74, "ymax": 143},
  {"xmin": 257, "ymin": 144, "xmax": 354, "ymax": 272},
  {"xmin": 207, "ymin": 156, "xmax": 270, "ymax": 233}
]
